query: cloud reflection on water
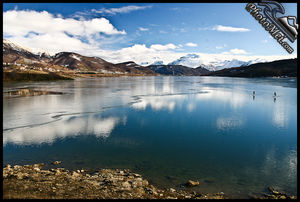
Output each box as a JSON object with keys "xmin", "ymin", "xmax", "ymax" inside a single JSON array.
[
  {"xmin": 132, "ymin": 94, "xmax": 185, "ymax": 112},
  {"xmin": 195, "ymin": 88, "xmax": 248, "ymax": 109},
  {"xmin": 216, "ymin": 116, "xmax": 244, "ymax": 131},
  {"xmin": 3, "ymin": 115, "xmax": 121, "ymax": 145}
]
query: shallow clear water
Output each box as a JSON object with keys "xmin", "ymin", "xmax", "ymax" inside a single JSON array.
[{"xmin": 3, "ymin": 76, "xmax": 297, "ymax": 198}]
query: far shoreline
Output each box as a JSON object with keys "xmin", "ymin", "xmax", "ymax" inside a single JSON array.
[{"xmin": 3, "ymin": 71, "xmax": 297, "ymax": 82}]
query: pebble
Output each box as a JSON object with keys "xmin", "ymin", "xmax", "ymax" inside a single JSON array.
[
  {"xmin": 186, "ymin": 180, "xmax": 200, "ymax": 187},
  {"xmin": 34, "ymin": 167, "xmax": 40, "ymax": 172},
  {"xmin": 72, "ymin": 171, "xmax": 81, "ymax": 178},
  {"xmin": 52, "ymin": 161, "xmax": 62, "ymax": 165},
  {"xmin": 122, "ymin": 181, "xmax": 132, "ymax": 189},
  {"xmin": 170, "ymin": 188, "xmax": 176, "ymax": 192}
]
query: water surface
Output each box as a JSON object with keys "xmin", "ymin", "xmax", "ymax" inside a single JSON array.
[{"xmin": 3, "ymin": 76, "xmax": 297, "ymax": 198}]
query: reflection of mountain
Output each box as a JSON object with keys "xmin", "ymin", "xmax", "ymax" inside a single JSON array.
[{"xmin": 3, "ymin": 115, "xmax": 122, "ymax": 145}]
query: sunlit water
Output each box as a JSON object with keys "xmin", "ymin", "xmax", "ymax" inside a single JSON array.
[{"xmin": 3, "ymin": 76, "xmax": 297, "ymax": 198}]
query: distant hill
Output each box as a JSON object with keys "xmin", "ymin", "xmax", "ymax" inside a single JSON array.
[
  {"xmin": 148, "ymin": 65, "xmax": 210, "ymax": 76},
  {"xmin": 2, "ymin": 38, "xmax": 208, "ymax": 77},
  {"xmin": 115, "ymin": 61, "xmax": 156, "ymax": 75},
  {"xmin": 205, "ymin": 58, "xmax": 297, "ymax": 77},
  {"xmin": 3, "ymin": 39, "xmax": 156, "ymax": 77}
]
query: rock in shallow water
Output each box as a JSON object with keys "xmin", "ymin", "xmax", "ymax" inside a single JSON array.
[
  {"xmin": 52, "ymin": 161, "xmax": 62, "ymax": 165},
  {"xmin": 186, "ymin": 180, "xmax": 200, "ymax": 187}
]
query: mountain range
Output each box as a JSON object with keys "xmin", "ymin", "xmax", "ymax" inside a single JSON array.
[
  {"xmin": 206, "ymin": 58, "xmax": 297, "ymax": 77},
  {"xmin": 3, "ymin": 39, "xmax": 158, "ymax": 77},
  {"xmin": 2, "ymin": 38, "xmax": 297, "ymax": 78},
  {"xmin": 153, "ymin": 53, "xmax": 269, "ymax": 71}
]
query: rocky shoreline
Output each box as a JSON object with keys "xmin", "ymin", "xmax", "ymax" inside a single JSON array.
[
  {"xmin": 3, "ymin": 163, "xmax": 225, "ymax": 199},
  {"xmin": 2, "ymin": 163, "xmax": 297, "ymax": 199}
]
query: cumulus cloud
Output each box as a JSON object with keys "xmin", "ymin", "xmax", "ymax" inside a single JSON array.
[
  {"xmin": 229, "ymin": 48, "xmax": 248, "ymax": 54},
  {"xmin": 185, "ymin": 42, "xmax": 198, "ymax": 47},
  {"xmin": 221, "ymin": 48, "xmax": 248, "ymax": 55},
  {"xmin": 3, "ymin": 9, "xmax": 295, "ymax": 68},
  {"xmin": 4, "ymin": 10, "xmax": 126, "ymax": 36},
  {"xmin": 150, "ymin": 43, "xmax": 177, "ymax": 51},
  {"xmin": 3, "ymin": 9, "xmax": 126, "ymax": 54}
]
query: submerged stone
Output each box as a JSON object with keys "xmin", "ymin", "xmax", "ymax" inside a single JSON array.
[
  {"xmin": 52, "ymin": 161, "xmax": 62, "ymax": 165},
  {"xmin": 186, "ymin": 180, "xmax": 200, "ymax": 187}
]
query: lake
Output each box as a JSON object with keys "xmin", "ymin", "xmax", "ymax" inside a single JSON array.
[{"xmin": 3, "ymin": 76, "xmax": 297, "ymax": 198}]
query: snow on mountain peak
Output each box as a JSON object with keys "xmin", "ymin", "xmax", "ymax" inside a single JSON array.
[
  {"xmin": 185, "ymin": 54, "xmax": 199, "ymax": 58},
  {"xmin": 3, "ymin": 38, "xmax": 53, "ymax": 57},
  {"xmin": 168, "ymin": 54, "xmax": 204, "ymax": 67},
  {"xmin": 3, "ymin": 38, "xmax": 33, "ymax": 53},
  {"xmin": 71, "ymin": 54, "xmax": 82, "ymax": 61},
  {"xmin": 151, "ymin": 61, "xmax": 164, "ymax": 65}
]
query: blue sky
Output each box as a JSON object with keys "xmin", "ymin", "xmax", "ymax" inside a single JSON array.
[{"xmin": 3, "ymin": 3, "xmax": 297, "ymax": 65}]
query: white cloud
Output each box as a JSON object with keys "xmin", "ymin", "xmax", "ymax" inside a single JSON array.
[
  {"xmin": 91, "ymin": 5, "xmax": 152, "ymax": 15},
  {"xmin": 212, "ymin": 25, "xmax": 250, "ymax": 32},
  {"xmin": 185, "ymin": 42, "xmax": 198, "ymax": 47},
  {"xmin": 4, "ymin": 10, "xmax": 125, "ymax": 36},
  {"xmin": 95, "ymin": 43, "xmax": 295, "ymax": 68},
  {"xmin": 221, "ymin": 48, "xmax": 248, "ymax": 55},
  {"xmin": 216, "ymin": 44, "xmax": 227, "ymax": 49},
  {"xmin": 150, "ymin": 43, "xmax": 177, "ymax": 51},
  {"xmin": 229, "ymin": 48, "xmax": 248, "ymax": 54},
  {"xmin": 139, "ymin": 27, "xmax": 149, "ymax": 31},
  {"xmin": 3, "ymin": 9, "xmax": 296, "ymax": 68},
  {"xmin": 3, "ymin": 9, "xmax": 126, "ymax": 54}
]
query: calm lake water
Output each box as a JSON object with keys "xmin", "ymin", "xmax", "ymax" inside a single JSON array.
[{"xmin": 3, "ymin": 76, "xmax": 297, "ymax": 198}]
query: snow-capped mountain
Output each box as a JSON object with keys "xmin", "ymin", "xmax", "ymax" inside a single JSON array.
[
  {"xmin": 3, "ymin": 38, "xmax": 33, "ymax": 53},
  {"xmin": 167, "ymin": 53, "xmax": 269, "ymax": 71},
  {"xmin": 4, "ymin": 38, "xmax": 294, "ymax": 78},
  {"xmin": 168, "ymin": 54, "xmax": 203, "ymax": 67},
  {"xmin": 3, "ymin": 39, "xmax": 52, "ymax": 59},
  {"xmin": 3, "ymin": 39, "xmax": 157, "ymax": 75},
  {"xmin": 151, "ymin": 61, "xmax": 164, "ymax": 65}
]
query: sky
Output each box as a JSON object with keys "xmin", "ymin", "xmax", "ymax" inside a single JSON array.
[{"xmin": 3, "ymin": 3, "xmax": 298, "ymax": 66}]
